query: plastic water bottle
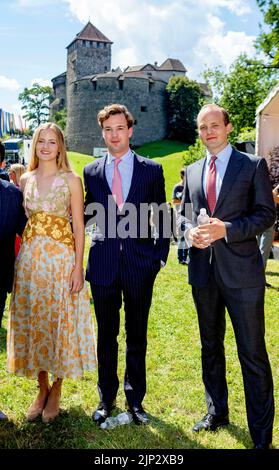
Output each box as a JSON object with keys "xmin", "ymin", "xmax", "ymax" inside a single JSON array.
[
  {"xmin": 197, "ymin": 208, "xmax": 210, "ymax": 226},
  {"xmin": 100, "ymin": 412, "xmax": 133, "ymax": 429}
]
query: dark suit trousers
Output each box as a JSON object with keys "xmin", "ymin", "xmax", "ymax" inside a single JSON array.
[
  {"xmin": 90, "ymin": 252, "xmax": 157, "ymax": 407},
  {"xmin": 0, "ymin": 287, "xmax": 7, "ymax": 327},
  {"xmin": 192, "ymin": 258, "xmax": 274, "ymax": 445}
]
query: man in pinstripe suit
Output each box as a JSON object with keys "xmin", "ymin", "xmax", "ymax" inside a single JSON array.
[{"xmin": 84, "ymin": 104, "xmax": 170, "ymax": 425}]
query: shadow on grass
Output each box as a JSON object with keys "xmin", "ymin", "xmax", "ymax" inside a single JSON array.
[
  {"xmin": 265, "ymin": 271, "xmax": 279, "ymax": 278},
  {"xmin": 0, "ymin": 405, "xmax": 208, "ymax": 450},
  {"xmin": 226, "ymin": 423, "xmax": 252, "ymax": 449},
  {"xmin": 266, "ymin": 285, "xmax": 279, "ymax": 292}
]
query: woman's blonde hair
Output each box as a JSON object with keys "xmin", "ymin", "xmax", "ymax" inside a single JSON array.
[
  {"xmin": 28, "ymin": 122, "xmax": 71, "ymax": 172},
  {"xmin": 9, "ymin": 163, "xmax": 26, "ymax": 186}
]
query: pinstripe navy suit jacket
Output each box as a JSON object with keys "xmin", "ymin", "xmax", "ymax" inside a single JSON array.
[{"xmin": 84, "ymin": 152, "xmax": 170, "ymax": 286}]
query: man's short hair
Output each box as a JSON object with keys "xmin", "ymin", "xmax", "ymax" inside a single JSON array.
[
  {"xmin": 97, "ymin": 104, "xmax": 134, "ymax": 129},
  {"xmin": 197, "ymin": 104, "xmax": 230, "ymax": 126}
]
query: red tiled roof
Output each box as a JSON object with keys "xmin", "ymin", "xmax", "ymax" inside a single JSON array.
[
  {"xmin": 159, "ymin": 58, "xmax": 186, "ymax": 72},
  {"xmin": 67, "ymin": 21, "xmax": 113, "ymax": 48}
]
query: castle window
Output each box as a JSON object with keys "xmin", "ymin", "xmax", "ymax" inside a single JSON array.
[
  {"xmin": 134, "ymin": 119, "xmax": 137, "ymax": 125},
  {"xmin": 92, "ymin": 81, "xmax": 97, "ymax": 90},
  {"xmin": 149, "ymin": 81, "xmax": 154, "ymax": 92},
  {"xmin": 74, "ymin": 83, "xmax": 78, "ymax": 93},
  {"xmin": 97, "ymin": 42, "xmax": 100, "ymax": 48},
  {"xmin": 104, "ymin": 66, "xmax": 108, "ymax": 72},
  {"xmin": 104, "ymin": 43, "xmax": 107, "ymax": 48},
  {"xmin": 60, "ymin": 98, "xmax": 65, "ymax": 107},
  {"xmin": 86, "ymin": 40, "xmax": 90, "ymax": 48},
  {"xmin": 141, "ymin": 106, "xmax": 148, "ymax": 112},
  {"xmin": 82, "ymin": 40, "xmax": 86, "ymax": 46},
  {"xmin": 118, "ymin": 80, "xmax": 123, "ymax": 90}
]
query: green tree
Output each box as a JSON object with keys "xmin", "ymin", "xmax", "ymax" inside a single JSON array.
[
  {"xmin": 18, "ymin": 83, "xmax": 53, "ymax": 130},
  {"xmin": 203, "ymin": 54, "xmax": 278, "ymax": 140},
  {"xmin": 166, "ymin": 76, "xmax": 204, "ymax": 144},
  {"xmin": 182, "ymin": 138, "xmax": 206, "ymax": 166},
  {"xmin": 50, "ymin": 108, "xmax": 67, "ymax": 131},
  {"xmin": 256, "ymin": 0, "xmax": 279, "ymax": 68}
]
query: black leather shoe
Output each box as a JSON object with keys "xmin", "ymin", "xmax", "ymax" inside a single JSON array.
[
  {"xmin": 253, "ymin": 443, "xmax": 271, "ymax": 449},
  {"xmin": 92, "ymin": 400, "xmax": 116, "ymax": 425},
  {"xmin": 0, "ymin": 410, "xmax": 8, "ymax": 421},
  {"xmin": 192, "ymin": 413, "xmax": 229, "ymax": 432},
  {"xmin": 126, "ymin": 403, "xmax": 149, "ymax": 425}
]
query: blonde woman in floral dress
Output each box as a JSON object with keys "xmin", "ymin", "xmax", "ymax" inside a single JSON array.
[{"xmin": 7, "ymin": 123, "xmax": 97, "ymax": 423}]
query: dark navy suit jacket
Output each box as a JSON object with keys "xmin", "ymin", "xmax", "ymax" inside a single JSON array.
[
  {"xmin": 0, "ymin": 180, "xmax": 27, "ymax": 291},
  {"xmin": 180, "ymin": 148, "xmax": 275, "ymax": 288},
  {"xmin": 84, "ymin": 152, "xmax": 170, "ymax": 286}
]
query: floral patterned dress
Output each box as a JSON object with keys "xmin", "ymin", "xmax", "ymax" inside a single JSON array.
[{"xmin": 7, "ymin": 171, "xmax": 97, "ymax": 379}]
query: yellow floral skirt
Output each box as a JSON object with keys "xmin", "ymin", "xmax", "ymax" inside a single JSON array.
[{"xmin": 7, "ymin": 233, "xmax": 97, "ymax": 380}]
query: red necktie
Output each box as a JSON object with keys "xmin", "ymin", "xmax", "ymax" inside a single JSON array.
[
  {"xmin": 112, "ymin": 158, "xmax": 123, "ymax": 209},
  {"xmin": 206, "ymin": 155, "xmax": 217, "ymax": 213}
]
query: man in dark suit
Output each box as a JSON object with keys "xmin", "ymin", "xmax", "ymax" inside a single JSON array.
[
  {"xmin": 84, "ymin": 104, "xmax": 169, "ymax": 425},
  {"xmin": 0, "ymin": 178, "xmax": 27, "ymax": 419},
  {"xmin": 179, "ymin": 104, "xmax": 275, "ymax": 449}
]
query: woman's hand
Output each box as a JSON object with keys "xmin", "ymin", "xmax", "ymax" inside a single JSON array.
[{"xmin": 69, "ymin": 265, "xmax": 84, "ymax": 293}]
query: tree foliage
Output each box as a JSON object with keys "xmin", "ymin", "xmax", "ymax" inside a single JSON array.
[
  {"xmin": 237, "ymin": 127, "xmax": 256, "ymax": 142},
  {"xmin": 182, "ymin": 138, "xmax": 206, "ymax": 166},
  {"xmin": 18, "ymin": 83, "xmax": 53, "ymax": 130},
  {"xmin": 256, "ymin": 0, "xmax": 279, "ymax": 68},
  {"xmin": 166, "ymin": 76, "xmax": 204, "ymax": 144},
  {"xmin": 203, "ymin": 54, "xmax": 278, "ymax": 140},
  {"xmin": 50, "ymin": 108, "xmax": 67, "ymax": 131}
]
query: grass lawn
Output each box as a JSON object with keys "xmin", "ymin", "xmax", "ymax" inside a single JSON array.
[
  {"xmin": 0, "ymin": 248, "xmax": 278, "ymax": 449},
  {"xmin": 0, "ymin": 143, "xmax": 278, "ymax": 450}
]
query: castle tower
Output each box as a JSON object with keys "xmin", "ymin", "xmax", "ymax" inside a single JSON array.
[{"xmin": 66, "ymin": 21, "xmax": 113, "ymax": 83}]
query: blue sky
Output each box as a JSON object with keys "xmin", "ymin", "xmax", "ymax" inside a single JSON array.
[{"xmin": 0, "ymin": 0, "xmax": 263, "ymax": 118}]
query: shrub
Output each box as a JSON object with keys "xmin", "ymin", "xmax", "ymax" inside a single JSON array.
[{"xmin": 182, "ymin": 138, "xmax": 205, "ymax": 166}]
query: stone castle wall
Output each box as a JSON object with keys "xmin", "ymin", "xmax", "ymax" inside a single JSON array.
[
  {"xmin": 66, "ymin": 76, "xmax": 168, "ymax": 155},
  {"xmin": 67, "ymin": 40, "xmax": 111, "ymax": 83}
]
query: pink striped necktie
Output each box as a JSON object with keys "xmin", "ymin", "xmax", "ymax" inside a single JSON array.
[
  {"xmin": 112, "ymin": 158, "xmax": 123, "ymax": 209},
  {"xmin": 206, "ymin": 155, "xmax": 217, "ymax": 213}
]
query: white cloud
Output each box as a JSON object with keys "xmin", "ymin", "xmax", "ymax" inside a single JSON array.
[
  {"xmin": 63, "ymin": 0, "xmax": 256, "ymax": 79},
  {"xmin": 193, "ymin": 13, "xmax": 256, "ymax": 75},
  {"xmin": 0, "ymin": 75, "xmax": 20, "ymax": 91},
  {"xmin": 14, "ymin": 0, "xmax": 57, "ymax": 6},
  {"xmin": 202, "ymin": 0, "xmax": 251, "ymax": 15},
  {"xmin": 5, "ymin": 103, "xmax": 23, "ymax": 114},
  {"xmin": 30, "ymin": 78, "xmax": 52, "ymax": 87}
]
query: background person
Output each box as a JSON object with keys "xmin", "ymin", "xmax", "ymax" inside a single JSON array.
[
  {"xmin": 257, "ymin": 146, "xmax": 279, "ymax": 280},
  {"xmin": 179, "ymin": 103, "xmax": 275, "ymax": 449},
  {"xmin": 172, "ymin": 169, "xmax": 188, "ymax": 264},
  {"xmin": 0, "ymin": 142, "xmax": 9, "ymax": 182},
  {"xmin": 9, "ymin": 163, "xmax": 26, "ymax": 187}
]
